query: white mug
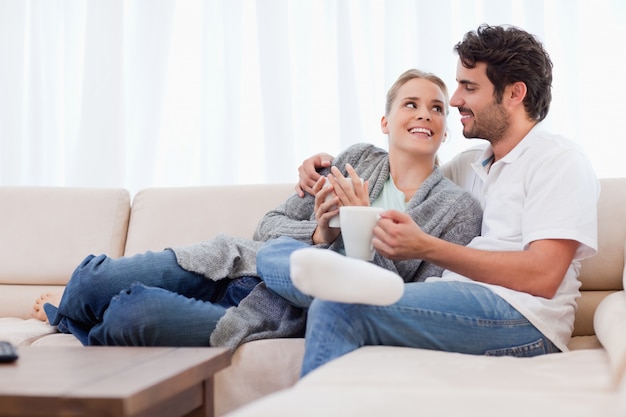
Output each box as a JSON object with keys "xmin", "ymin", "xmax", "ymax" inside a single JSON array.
[
  {"xmin": 324, "ymin": 176, "xmax": 364, "ymax": 228},
  {"xmin": 339, "ymin": 206, "xmax": 384, "ymax": 261}
]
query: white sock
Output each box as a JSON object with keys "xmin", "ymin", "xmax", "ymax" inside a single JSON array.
[{"xmin": 289, "ymin": 248, "xmax": 404, "ymax": 306}]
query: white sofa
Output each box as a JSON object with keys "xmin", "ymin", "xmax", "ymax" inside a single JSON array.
[
  {"xmin": 224, "ymin": 178, "xmax": 626, "ymax": 417},
  {"xmin": 0, "ymin": 179, "xmax": 625, "ymax": 416}
]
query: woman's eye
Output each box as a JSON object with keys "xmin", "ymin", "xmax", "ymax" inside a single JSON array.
[
  {"xmin": 433, "ymin": 106, "xmax": 443, "ymax": 113},
  {"xmin": 405, "ymin": 102, "xmax": 417, "ymax": 109}
]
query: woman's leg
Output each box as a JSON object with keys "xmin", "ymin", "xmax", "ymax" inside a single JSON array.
[
  {"xmin": 256, "ymin": 236, "xmax": 315, "ymax": 308},
  {"xmin": 89, "ymin": 276, "xmax": 261, "ymax": 346},
  {"xmin": 301, "ymin": 280, "xmax": 559, "ymax": 376},
  {"xmin": 47, "ymin": 250, "xmax": 228, "ymax": 338}
]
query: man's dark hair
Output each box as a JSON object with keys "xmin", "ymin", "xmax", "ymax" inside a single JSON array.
[{"xmin": 454, "ymin": 24, "xmax": 553, "ymax": 121}]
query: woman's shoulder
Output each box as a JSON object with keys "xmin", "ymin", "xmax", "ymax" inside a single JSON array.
[
  {"xmin": 337, "ymin": 142, "xmax": 386, "ymax": 158},
  {"xmin": 333, "ymin": 143, "xmax": 388, "ymax": 172}
]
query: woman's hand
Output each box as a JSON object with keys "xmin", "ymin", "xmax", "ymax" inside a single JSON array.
[
  {"xmin": 328, "ymin": 164, "xmax": 369, "ymax": 207},
  {"xmin": 311, "ymin": 163, "xmax": 368, "ymax": 245},
  {"xmin": 311, "ymin": 177, "xmax": 341, "ymax": 244}
]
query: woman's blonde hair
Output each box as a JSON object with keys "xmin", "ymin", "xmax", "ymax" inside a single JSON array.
[{"xmin": 385, "ymin": 69, "xmax": 450, "ymax": 116}]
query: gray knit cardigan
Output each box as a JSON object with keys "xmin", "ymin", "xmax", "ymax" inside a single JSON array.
[{"xmin": 171, "ymin": 143, "xmax": 483, "ymax": 349}]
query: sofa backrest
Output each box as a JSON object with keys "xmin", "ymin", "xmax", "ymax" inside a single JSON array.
[
  {"xmin": 0, "ymin": 187, "xmax": 130, "ymax": 318},
  {"xmin": 574, "ymin": 177, "xmax": 626, "ymax": 336},
  {"xmin": 121, "ymin": 180, "xmax": 624, "ymax": 337},
  {"xmin": 124, "ymin": 184, "xmax": 295, "ymax": 255}
]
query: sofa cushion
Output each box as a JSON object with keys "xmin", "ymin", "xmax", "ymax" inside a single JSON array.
[
  {"xmin": 124, "ymin": 184, "xmax": 294, "ymax": 255},
  {"xmin": 0, "ymin": 187, "xmax": 130, "ymax": 318},
  {"xmin": 0, "ymin": 318, "xmax": 57, "ymax": 346},
  {"xmin": 0, "ymin": 284, "xmax": 66, "ymax": 320},
  {"xmin": 225, "ymin": 347, "xmax": 621, "ymax": 417},
  {"xmin": 0, "ymin": 187, "xmax": 130, "ymax": 286},
  {"xmin": 214, "ymin": 338, "xmax": 304, "ymax": 416}
]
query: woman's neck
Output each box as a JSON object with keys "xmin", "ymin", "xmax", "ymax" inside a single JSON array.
[{"xmin": 388, "ymin": 151, "xmax": 435, "ymax": 202}]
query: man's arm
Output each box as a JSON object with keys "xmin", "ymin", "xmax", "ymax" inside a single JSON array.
[{"xmin": 373, "ymin": 210, "xmax": 578, "ymax": 299}]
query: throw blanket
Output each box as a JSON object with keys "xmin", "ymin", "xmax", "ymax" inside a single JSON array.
[{"xmin": 171, "ymin": 234, "xmax": 306, "ymax": 350}]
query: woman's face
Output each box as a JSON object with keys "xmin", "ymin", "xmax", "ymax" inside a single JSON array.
[{"xmin": 381, "ymin": 77, "xmax": 447, "ymax": 158}]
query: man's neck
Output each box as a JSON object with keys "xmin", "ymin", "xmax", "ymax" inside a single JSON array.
[{"xmin": 490, "ymin": 119, "xmax": 538, "ymax": 161}]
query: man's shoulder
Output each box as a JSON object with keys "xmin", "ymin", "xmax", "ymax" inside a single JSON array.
[{"xmin": 440, "ymin": 143, "xmax": 488, "ymax": 188}]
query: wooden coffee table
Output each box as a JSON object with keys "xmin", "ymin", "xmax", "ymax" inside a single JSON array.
[{"xmin": 0, "ymin": 345, "xmax": 230, "ymax": 417}]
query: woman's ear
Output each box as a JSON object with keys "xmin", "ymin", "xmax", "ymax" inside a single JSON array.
[{"xmin": 381, "ymin": 115, "xmax": 389, "ymax": 134}]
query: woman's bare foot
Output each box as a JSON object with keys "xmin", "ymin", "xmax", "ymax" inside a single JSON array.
[{"xmin": 31, "ymin": 292, "xmax": 63, "ymax": 322}]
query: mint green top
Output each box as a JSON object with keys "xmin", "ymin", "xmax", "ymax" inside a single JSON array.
[{"xmin": 371, "ymin": 175, "xmax": 408, "ymax": 212}]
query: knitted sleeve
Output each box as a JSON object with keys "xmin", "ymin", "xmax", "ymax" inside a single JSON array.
[{"xmin": 253, "ymin": 143, "xmax": 389, "ymax": 243}]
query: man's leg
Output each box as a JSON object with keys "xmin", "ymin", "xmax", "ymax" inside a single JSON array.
[{"xmin": 302, "ymin": 280, "xmax": 558, "ymax": 376}]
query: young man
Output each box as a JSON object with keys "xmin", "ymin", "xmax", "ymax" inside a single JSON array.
[{"xmin": 268, "ymin": 24, "xmax": 600, "ymax": 376}]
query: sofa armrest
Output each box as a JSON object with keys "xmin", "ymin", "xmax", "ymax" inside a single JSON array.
[{"xmin": 594, "ymin": 290, "xmax": 626, "ymax": 388}]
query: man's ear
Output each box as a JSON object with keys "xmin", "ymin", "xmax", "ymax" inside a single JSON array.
[
  {"xmin": 381, "ymin": 115, "xmax": 389, "ymax": 134},
  {"xmin": 507, "ymin": 81, "xmax": 527, "ymax": 106}
]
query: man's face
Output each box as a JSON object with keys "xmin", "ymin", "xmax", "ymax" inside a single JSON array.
[{"xmin": 450, "ymin": 60, "xmax": 509, "ymax": 143}]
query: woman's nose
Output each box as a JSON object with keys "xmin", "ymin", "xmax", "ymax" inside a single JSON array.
[{"xmin": 416, "ymin": 108, "xmax": 430, "ymax": 120}]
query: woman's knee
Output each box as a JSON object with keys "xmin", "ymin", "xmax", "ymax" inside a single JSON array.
[
  {"xmin": 308, "ymin": 299, "xmax": 355, "ymax": 324},
  {"xmin": 93, "ymin": 284, "xmax": 164, "ymax": 345},
  {"xmin": 257, "ymin": 237, "xmax": 307, "ymax": 281},
  {"xmin": 67, "ymin": 254, "xmax": 112, "ymax": 294}
]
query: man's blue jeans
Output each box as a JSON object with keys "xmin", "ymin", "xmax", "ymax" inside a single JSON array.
[
  {"xmin": 46, "ymin": 249, "xmax": 259, "ymax": 346},
  {"xmin": 256, "ymin": 237, "xmax": 559, "ymax": 377}
]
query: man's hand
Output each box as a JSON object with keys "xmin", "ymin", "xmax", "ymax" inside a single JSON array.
[
  {"xmin": 372, "ymin": 210, "xmax": 425, "ymax": 260},
  {"xmin": 296, "ymin": 152, "xmax": 334, "ymax": 197}
]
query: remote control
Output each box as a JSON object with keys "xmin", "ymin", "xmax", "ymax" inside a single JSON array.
[{"xmin": 0, "ymin": 341, "xmax": 18, "ymax": 362}]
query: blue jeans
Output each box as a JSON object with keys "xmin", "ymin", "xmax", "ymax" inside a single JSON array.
[
  {"xmin": 302, "ymin": 281, "xmax": 560, "ymax": 376},
  {"xmin": 255, "ymin": 237, "xmax": 559, "ymax": 377},
  {"xmin": 256, "ymin": 237, "xmax": 315, "ymax": 308},
  {"xmin": 46, "ymin": 249, "xmax": 260, "ymax": 346}
]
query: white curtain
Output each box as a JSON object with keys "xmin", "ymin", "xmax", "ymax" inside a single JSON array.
[{"xmin": 1, "ymin": 0, "xmax": 624, "ymax": 196}]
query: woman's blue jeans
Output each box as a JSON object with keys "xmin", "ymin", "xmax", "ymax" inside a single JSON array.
[
  {"xmin": 256, "ymin": 236, "xmax": 315, "ymax": 308},
  {"xmin": 46, "ymin": 249, "xmax": 259, "ymax": 346},
  {"xmin": 256, "ymin": 237, "xmax": 559, "ymax": 377}
]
